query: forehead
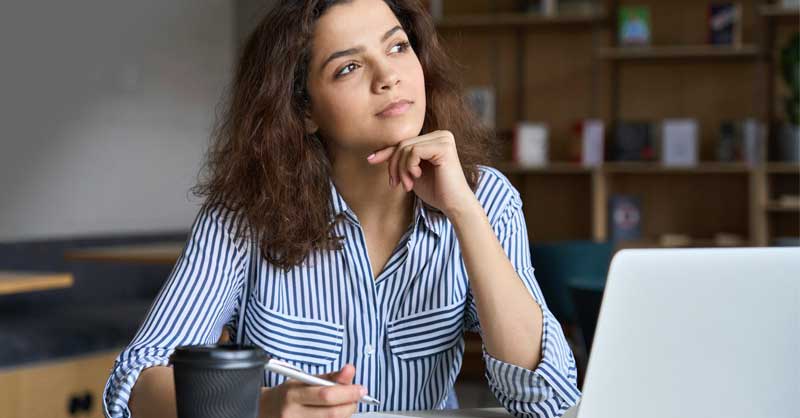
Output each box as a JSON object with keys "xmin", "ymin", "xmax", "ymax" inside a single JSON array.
[{"xmin": 310, "ymin": 0, "xmax": 402, "ymax": 57}]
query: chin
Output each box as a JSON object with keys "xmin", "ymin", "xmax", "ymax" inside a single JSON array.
[{"xmin": 379, "ymin": 119, "xmax": 425, "ymax": 144}]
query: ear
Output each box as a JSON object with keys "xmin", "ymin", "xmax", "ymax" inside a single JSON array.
[{"xmin": 304, "ymin": 114, "xmax": 319, "ymax": 135}]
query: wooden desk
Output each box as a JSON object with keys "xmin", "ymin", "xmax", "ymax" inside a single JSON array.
[
  {"xmin": 0, "ymin": 271, "xmax": 74, "ymax": 295},
  {"xmin": 64, "ymin": 242, "xmax": 184, "ymax": 265},
  {"xmin": 355, "ymin": 405, "xmax": 578, "ymax": 417}
]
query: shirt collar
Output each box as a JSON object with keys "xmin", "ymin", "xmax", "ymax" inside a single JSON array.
[{"xmin": 329, "ymin": 180, "xmax": 443, "ymax": 238}]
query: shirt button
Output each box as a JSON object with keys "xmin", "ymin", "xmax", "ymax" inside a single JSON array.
[{"xmin": 364, "ymin": 344, "xmax": 375, "ymax": 356}]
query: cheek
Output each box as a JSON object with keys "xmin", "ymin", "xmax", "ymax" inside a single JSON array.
[{"xmin": 316, "ymin": 89, "xmax": 365, "ymax": 135}]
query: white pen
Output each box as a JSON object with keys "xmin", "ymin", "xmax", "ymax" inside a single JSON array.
[{"xmin": 264, "ymin": 358, "xmax": 382, "ymax": 406}]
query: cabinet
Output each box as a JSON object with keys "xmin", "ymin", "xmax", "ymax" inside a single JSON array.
[{"xmin": 0, "ymin": 350, "xmax": 118, "ymax": 418}]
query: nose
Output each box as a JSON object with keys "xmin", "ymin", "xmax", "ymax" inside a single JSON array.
[{"xmin": 372, "ymin": 60, "xmax": 400, "ymax": 93}]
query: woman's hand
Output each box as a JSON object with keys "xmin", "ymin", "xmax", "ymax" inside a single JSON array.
[
  {"xmin": 259, "ymin": 364, "xmax": 365, "ymax": 418},
  {"xmin": 367, "ymin": 130, "xmax": 478, "ymax": 217}
]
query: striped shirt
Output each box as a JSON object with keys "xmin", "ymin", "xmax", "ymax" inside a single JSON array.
[{"xmin": 103, "ymin": 166, "xmax": 580, "ymax": 418}]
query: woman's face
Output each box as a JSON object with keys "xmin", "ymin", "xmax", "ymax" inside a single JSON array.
[{"xmin": 305, "ymin": 0, "xmax": 426, "ymax": 156}]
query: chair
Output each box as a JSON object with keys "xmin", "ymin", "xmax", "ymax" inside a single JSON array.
[{"xmin": 531, "ymin": 240, "xmax": 613, "ymax": 353}]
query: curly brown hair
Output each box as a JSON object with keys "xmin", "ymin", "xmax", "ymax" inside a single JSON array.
[{"xmin": 192, "ymin": 0, "xmax": 495, "ymax": 270}]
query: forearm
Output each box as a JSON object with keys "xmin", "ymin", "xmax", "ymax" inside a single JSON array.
[
  {"xmin": 448, "ymin": 198, "xmax": 544, "ymax": 370},
  {"xmin": 129, "ymin": 366, "xmax": 177, "ymax": 418}
]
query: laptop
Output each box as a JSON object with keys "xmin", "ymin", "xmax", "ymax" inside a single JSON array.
[{"xmin": 575, "ymin": 248, "xmax": 800, "ymax": 418}]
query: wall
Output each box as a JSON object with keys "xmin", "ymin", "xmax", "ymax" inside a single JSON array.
[{"xmin": 0, "ymin": 0, "xmax": 235, "ymax": 241}]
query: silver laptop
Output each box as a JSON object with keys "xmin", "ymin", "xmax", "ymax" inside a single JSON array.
[{"xmin": 576, "ymin": 248, "xmax": 800, "ymax": 418}]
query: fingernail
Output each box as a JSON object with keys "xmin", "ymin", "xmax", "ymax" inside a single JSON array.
[
  {"xmin": 360, "ymin": 387, "xmax": 368, "ymax": 396},
  {"xmin": 367, "ymin": 153, "xmax": 375, "ymax": 161}
]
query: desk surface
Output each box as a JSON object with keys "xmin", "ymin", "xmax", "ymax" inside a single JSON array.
[
  {"xmin": 64, "ymin": 242, "xmax": 184, "ymax": 265},
  {"xmin": 0, "ymin": 271, "xmax": 74, "ymax": 295},
  {"xmin": 354, "ymin": 405, "xmax": 578, "ymax": 418}
]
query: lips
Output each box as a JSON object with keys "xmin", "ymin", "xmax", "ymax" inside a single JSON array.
[{"xmin": 376, "ymin": 99, "xmax": 413, "ymax": 117}]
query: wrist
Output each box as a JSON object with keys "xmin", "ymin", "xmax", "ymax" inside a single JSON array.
[{"xmin": 444, "ymin": 195, "xmax": 485, "ymax": 228}]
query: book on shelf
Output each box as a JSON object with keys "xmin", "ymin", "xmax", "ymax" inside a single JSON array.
[
  {"xmin": 609, "ymin": 195, "xmax": 642, "ymax": 242},
  {"xmin": 661, "ymin": 119, "xmax": 699, "ymax": 167},
  {"xmin": 580, "ymin": 119, "xmax": 605, "ymax": 167},
  {"xmin": 708, "ymin": 3, "xmax": 742, "ymax": 46},
  {"xmin": 609, "ymin": 121, "xmax": 656, "ymax": 162},
  {"xmin": 618, "ymin": 6, "xmax": 651, "ymax": 46},
  {"xmin": 464, "ymin": 86, "xmax": 495, "ymax": 129},
  {"xmin": 781, "ymin": 0, "xmax": 800, "ymax": 9},
  {"xmin": 514, "ymin": 122, "xmax": 549, "ymax": 167},
  {"xmin": 423, "ymin": 0, "xmax": 443, "ymax": 19},
  {"xmin": 717, "ymin": 118, "xmax": 763, "ymax": 165}
]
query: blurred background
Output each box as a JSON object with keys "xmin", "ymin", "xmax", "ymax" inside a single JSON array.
[{"xmin": 0, "ymin": 0, "xmax": 797, "ymax": 416}]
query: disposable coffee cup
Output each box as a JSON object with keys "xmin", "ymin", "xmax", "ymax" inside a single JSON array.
[{"xmin": 170, "ymin": 344, "xmax": 268, "ymax": 418}]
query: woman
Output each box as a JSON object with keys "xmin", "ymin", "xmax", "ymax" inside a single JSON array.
[{"xmin": 103, "ymin": 1, "xmax": 580, "ymax": 417}]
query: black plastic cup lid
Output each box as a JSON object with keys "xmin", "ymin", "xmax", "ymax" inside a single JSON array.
[{"xmin": 169, "ymin": 344, "xmax": 268, "ymax": 369}]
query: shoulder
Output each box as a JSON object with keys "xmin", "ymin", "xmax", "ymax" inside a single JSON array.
[
  {"xmin": 474, "ymin": 165, "xmax": 523, "ymax": 226},
  {"xmin": 191, "ymin": 203, "xmax": 250, "ymax": 251}
]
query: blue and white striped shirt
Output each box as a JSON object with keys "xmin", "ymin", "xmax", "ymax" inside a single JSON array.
[{"xmin": 103, "ymin": 166, "xmax": 580, "ymax": 418}]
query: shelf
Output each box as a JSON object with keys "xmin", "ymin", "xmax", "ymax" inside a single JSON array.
[
  {"xmin": 615, "ymin": 238, "xmax": 751, "ymax": 249},
  {"xmin": 759, "ymin": 5, "xmax": 800, "ymax": 22},
  {"xmin": 602, "ymin": 162, "xmax": 752, "ymax": 174},
  {"xmin": 765, "ymin": 203, "xmax": 800, "ymax": 213},
  {"xmin": 766, "ymin": 163, "xmax": 800, "ymax": 174},
  {"xmin": 434, "ymin": 12, "xmax": 606, "ymax": 29},
  {"xmin": 495, "ymin": 162, "xmax": 754, "ymax": 175},
  {"xmin": 597, "ymin": 44, "xmax": 760, "ymax": 61},
  {"xmin": 495, "ymin": 162, "xmax": 593, "ymax": 174}
]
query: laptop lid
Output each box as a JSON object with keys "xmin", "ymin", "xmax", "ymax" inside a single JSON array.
[{"xmin": 578, "ymin": 248, "xmax": 800, "ymax": 418}]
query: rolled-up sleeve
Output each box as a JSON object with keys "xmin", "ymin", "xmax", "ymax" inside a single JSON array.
[
  {"xmin": 465, "ymin": 184, "xmax": 580, "ymax": 418},
  {"xmin": 103, "ymin": 205, "xmax": 249, "ymax": 418}
]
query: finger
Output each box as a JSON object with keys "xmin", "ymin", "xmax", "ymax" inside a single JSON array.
[
  {"xmin": 404, "ymin": 144, "xmax": 423, "ymax": 179},
  {"xmin": 319, "ymin": 364, "xmax": 356, "ymax": 385},
  {"xmin": 388, "ymin": 143, "xmax": 403, "ymax": 188},
  {"xmin": 303, "ymin": 402, "xmax": 359, "ymax": 418},
  {"xmin": 366, "ymin": 146, "xmax": 396, "ymax": 165},
  {"xmin": 398, "ymin": 145, "xmax": 415, "ymax": 192},
  {"xmin": 293, "ymin": 384, "xmax": 366, "ymax": 406},
  {"xmin": 405, "ymin": 140, "xmax": 449, "ymax": 170}
]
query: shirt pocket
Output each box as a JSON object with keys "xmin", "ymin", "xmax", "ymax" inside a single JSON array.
[
  {"xmin": 386, "ymin": 299, "xmax": 466, "ymax": 361},
  {"xmin": 245, "ymin": 299, "xmax": 344, "ymax": 367}
]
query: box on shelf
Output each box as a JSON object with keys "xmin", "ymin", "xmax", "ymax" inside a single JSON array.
[
  {"xmin": 659, "ymin": 233, "xmax": 692, "ymax": 247},
  {"xmin": 618, "ymin": 6, "xmax": 651, "ymax": 46},
  {"xmin": 661, "ymin": 119, "xmax": 699, "ymax": 167},
  {"xmin": 708, "ymin": 3, "xmax": 742, "ymax": 46},
  {"xmin": 514, "ymin": 122, "xmax": 549, "ymax": 167}
]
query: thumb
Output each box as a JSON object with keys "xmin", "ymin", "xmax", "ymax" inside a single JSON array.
[{"xmin": 319, "ymin": 363, "xmax": 356, "ymax": 384}]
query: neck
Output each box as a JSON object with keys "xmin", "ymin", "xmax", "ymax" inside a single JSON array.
[{"xmin": 330, "ymin": 148, "xmax": 414, "ymax": 229}]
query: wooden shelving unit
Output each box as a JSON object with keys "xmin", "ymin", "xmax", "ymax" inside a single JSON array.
[
  {"xmin": 766, "ymin": 202, "xmax": 800, "ymax": 212},
  {"xmin": 435, "ymin": 12, "xmax": 607, "ymax": 29},
  {"xmin": 597, "ymin": 44, "xmax": 761, "ymax": 60},
  {"xmin": 601, "ymin": 162, "xmax": 753, "ymax": 174},
  {"xmin": 435, "ymin": 0, "xmax": 797, "ymax": 248},
  {"xmin": 759, "ymin": 4, "xmax": 800, "ymax": 20},
  {"xmin": 766, "ymin": 163, "xmax": 800, "ymax": 174}
]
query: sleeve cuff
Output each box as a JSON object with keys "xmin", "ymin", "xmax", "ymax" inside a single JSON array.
[
  {"xmin": 103, "ymin": 354, "xmax": 171, "ymax": 418},
  {"xmin": 483, "ymin": 309, "xmax": 581, "ymax": 407}
]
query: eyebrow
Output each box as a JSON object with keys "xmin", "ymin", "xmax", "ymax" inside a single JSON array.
[{"xmin": 319, "ymin": 25, "xmax": 405, "ymax": 73}]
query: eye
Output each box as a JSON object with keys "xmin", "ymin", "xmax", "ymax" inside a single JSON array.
[
  {"xmin": 335, "ymin": 62, "xmax": 360, "ymax": 78},
  {"xmin": 390, "ymin": 40, "xmax": 411, "ymax": 54}
]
